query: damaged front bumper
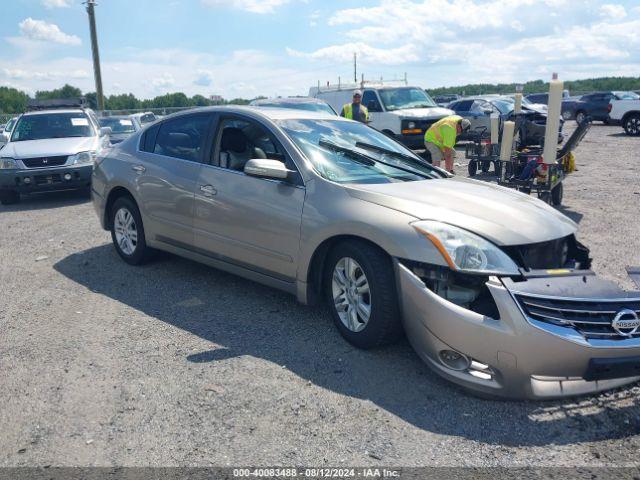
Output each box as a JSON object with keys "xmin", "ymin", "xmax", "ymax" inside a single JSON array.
[{"xmin": 396, "ymin": 260, "xmax": 640, "ymax": 399}]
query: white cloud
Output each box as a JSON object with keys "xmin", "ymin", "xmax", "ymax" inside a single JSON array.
[
  {"xmin": 152, "ymin": 74, "xmax": 176, "ymax": 90},
  {"xmin": 2, "ymin": 67, "xmax": 89, "ymax": 81},
  {"xmin": 599, "ymin": 3, "xmax": 626, "ymax": 20},
  {"xmin": 201, "ymin": 0, "xmax": 293, "ymax": 14},
  {"xmin": 18, "ymin": 18, "xmax": 81, "ymax": 46},
  {"xmin": 194, "ymin": 70, "xmax": 214, "ymax": 87},
  {"xmin": 42, "ymin": 0, "xmax": 72, "ymax": 8},
  {"xmin": 287, "ymin": 42, "xmax": 419, "ymax": 65}
]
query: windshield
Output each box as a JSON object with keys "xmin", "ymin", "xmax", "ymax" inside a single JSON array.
[
  {"xmin": 261, "ymin": 102, "xmax": 337, "ymax": 115},
  {"xmin": 378, "ymin": 88, "xmax": 438, "ymax": 111},
  {"xmin": 99, "ymin": 117, "xmax": 136, "ymax": 134},
  {"xmin": 11, "ymin": 113, "xmax": 95, "ymax": 142},
  {"xmin": 614, "ymin": 91, "xmax": 640, "ymax": 100},
  {"xmin": 278, "ymin": 119, "xmax": 441, "ymax": 184}
]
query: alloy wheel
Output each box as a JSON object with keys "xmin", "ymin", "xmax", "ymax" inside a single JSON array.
[
  {"xmin": 114, "ymin": 207, "xmax": 138, "ymax": 256},
  {"xmin": 331, "ymin": 257, "xmax": 371, "ymax": 332},
  {"xmin": 626, "ymin": 117, "xmax": 640, "ymax": 135}
]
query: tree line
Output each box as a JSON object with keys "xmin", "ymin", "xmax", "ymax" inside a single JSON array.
[
  {"xmin": 2, "ymin": 76, "xmax": 640, "ymax": 114},
  {"xmin": 425, "ymin": 76, "xmax": 640, "ymax": 97},
  {"xmin": 0, "ymin": 83, "xmax": 259, "ymax": 114}
]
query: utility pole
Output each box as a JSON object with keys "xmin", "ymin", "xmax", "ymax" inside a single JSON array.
[
  {"xmin": 85, "ymin": 0, "xmax": 105, "ymax": 111},
  {"xmin": 353, "ymin": 52, "xmax": 357, "ymax": 83}
]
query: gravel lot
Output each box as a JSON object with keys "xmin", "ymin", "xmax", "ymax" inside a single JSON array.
[{"xmin": 1, "ymin": 124, "xmax": 639, "ymax": 468}]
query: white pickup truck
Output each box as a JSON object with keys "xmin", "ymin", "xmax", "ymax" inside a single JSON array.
[{"xmin": 608, "ymin": 99, "xmax": 640, "ymax": 136}]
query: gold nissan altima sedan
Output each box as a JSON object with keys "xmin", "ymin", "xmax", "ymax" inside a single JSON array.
[{"xmin": 91, "ymin": 106, "xmax": 640, "ymax": 399}]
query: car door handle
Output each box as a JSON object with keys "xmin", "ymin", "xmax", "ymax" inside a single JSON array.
[
  {"xmin": 199, "ymin": 184, "xmax": 217, "ymax": 197},
  {"xmin": 132, "ymin": 165, "xmax": 146, "ymax": 173}
]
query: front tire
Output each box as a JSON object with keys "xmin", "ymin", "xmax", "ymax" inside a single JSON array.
[
  {"xmin": 110, "ymin": 196, "xmax": 153, "ymax": 265},
  {"xmin": 623, "ymin": 114, "xmax": 640, "ymax": 136},
  {"xmin": 324, "ymin": 241, "xmax": 402, "ymax": 349},
  {"xmin": 575, "ymin": 111, "xmax": 586, "ymax": 124}
]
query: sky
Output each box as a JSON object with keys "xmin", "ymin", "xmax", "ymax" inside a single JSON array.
[{"xmin": 0, "ymin": 0, "xmax": 638, "ymax": 99}]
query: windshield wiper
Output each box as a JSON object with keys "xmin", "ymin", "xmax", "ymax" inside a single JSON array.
[
  {"xmin": 319, "ymin": 139, "xmax": 430, "ymax": 179},
  {"xmin": 319, "ymin": 140, "xmax": 376, "ymax": 166},
  {"xmin": 355, "ymin": 142, "xmax": 442, "ymax": 178},
  {"xmin": 355, "ymin": 142, "xmax": 422, "ymax": 163}
]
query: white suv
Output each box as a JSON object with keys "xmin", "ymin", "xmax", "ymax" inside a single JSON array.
[{"xmin": 0, "ymin": 105, "xmax": 111, "ymax": 205}]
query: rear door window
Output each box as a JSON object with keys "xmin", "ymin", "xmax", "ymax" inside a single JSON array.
[{"xmin": 152, "ymin": 114, "xmax": 212, "ymax": 162}]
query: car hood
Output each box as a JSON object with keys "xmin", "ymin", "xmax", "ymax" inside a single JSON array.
[
  {"xmin": 2, "ymin": 137, "xmax": 98, "ymax": 158},
  {"xmin": 389, "ymin": 107, "xmax": 455, "ymax": 119},
  {"xmin": 525, "ymin": 103, "xmax": 548, "ymax": 113},
  {"xmin": 346, "ymin": 178, "xmax": 577, "ymax": 246}
]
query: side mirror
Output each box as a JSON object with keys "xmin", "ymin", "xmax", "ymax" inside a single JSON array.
[
  {"xmin": 368, "ymin": 100, "xmax": 381, "ymax": 112},
  {"xmin": 483, "ymin": 109, "xmax": 493, "ymax": 115},
  {"xmin": 244, "ymin": 159, "xmax": 289, "ymax": 180},
  {"xmin": 99, "ymin": 127, "xmax": 112, "ymax": 137}
]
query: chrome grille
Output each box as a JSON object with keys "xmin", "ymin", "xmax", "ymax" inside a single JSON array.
[
  {"xmin": 21, "ymin": 156, "xmax": 68, "ymax": 168},
  {"xmin": 515, "ymin": 294, "xmax": 640, "ymax": 340}
]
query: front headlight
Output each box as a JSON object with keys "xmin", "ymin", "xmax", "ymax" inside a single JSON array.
[
  {"xmin": 412, "ymin": 220, "xmax": 519, "ymax": 275},
  {"xmin": 0, "ymin": 158, "xmax": 19, "ymax": 169},
  {"xmin": 69, "ymin": 151, "xmax": 96, "ymax": 165}
]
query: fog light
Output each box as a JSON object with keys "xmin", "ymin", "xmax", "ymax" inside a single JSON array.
[
  {"xmin": 23, "ymin": 177, "xmax": 31, "ymax": 184},
  {"xmin": 439, "ymin": 350, "xmax": 471, "ymax": 371},
  {"xmin": 64, "ymin": 173, "xmax": 72, "ymax": 181}
]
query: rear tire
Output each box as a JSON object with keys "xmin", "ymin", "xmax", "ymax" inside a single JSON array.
[
  {"xmin": 623, "ymin": 113, "xmax": 640, "ymax": 136},
  {"xmin": 575, "ymin": 111, "xmax": 586, "ymax": 124},
  {"xmin": 551, "ymin": 183, "xmax": 563, "ymax": 206},
  {"xmin": 467, "ymin": 160, "xmax": 478, "ymax": 177},
  {"xmin": 324, "ymin": 240, "xmax": 402, "ymax": 349},
  {"xmin": 110, "ymin": 196, "xmax": 153, "ymax": 265},
  {"xmin": 0, "ymin": 190, "xmax": 20, "ymax": 205}
]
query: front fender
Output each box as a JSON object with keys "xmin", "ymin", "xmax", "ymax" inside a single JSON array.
[{"xmin": 296, "ymin": 179, "xmax": 450, "ymax": 288}]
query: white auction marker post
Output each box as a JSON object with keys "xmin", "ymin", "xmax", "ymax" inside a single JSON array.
[
  {"xmin": 490, "ymin": 115, "xmax": 500, "ymax": 145},
  {"xmin": 500, "ymin": 121, "xmax": 515, "ymax": 162},
  {"xmin": 514, "ymin": 93, "xmax": 523, "ymax": 114},
  {"xmin": 543, "ymin": 74, "xmax": 563, "ymax": 164}
]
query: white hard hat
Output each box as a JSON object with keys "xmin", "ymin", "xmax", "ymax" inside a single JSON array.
[{"xmin": 353, "ymin": 89, "xmax": 363, "ymax": 97}]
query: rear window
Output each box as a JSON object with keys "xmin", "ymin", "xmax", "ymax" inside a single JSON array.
[
  {"xmin": 139, "ymin": 113, "xmax": 157, "ymax": 125},
  {"xmin": 99, "ymin": 117, "xmax": 136, "ymax": 134}
]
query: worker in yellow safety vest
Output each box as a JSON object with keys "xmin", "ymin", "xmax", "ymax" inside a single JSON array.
[
  {"xmin": 340, "ymin": 90, "xmax": 369, "ymax": 123},
  {"xmin": 424, "ymin": 115, "xmax": 471, "ymax": 174}
]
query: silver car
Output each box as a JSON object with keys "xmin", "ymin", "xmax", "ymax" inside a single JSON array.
[{"xmin": 92, "ymin": 106, "xmax": 640, "ymax": 400}]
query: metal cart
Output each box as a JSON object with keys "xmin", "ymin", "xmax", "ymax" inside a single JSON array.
[
  {"xmin": 464, "ymin": 126, "xmax": 499, "ymax": 177},
  {"xmin": 496, "ymin": 119, "xmax": 591, "ymax": 206}
]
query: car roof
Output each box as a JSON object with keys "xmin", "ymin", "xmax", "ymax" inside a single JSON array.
[
  {"xmin": 252, "ymin": 97, "xmax": 328, "ymax": 105},
  {"xmin": 22, "ymin": 109, "xmax": 87, "ymax": 116},
  {"xmin": 166, "ymin": 105, "xmax": 346, "ymax": 122}
]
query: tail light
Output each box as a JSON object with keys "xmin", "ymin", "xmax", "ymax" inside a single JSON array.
[{"xmin": 607, "ymin": 104, "xmax": 612, "ymax": 113}]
